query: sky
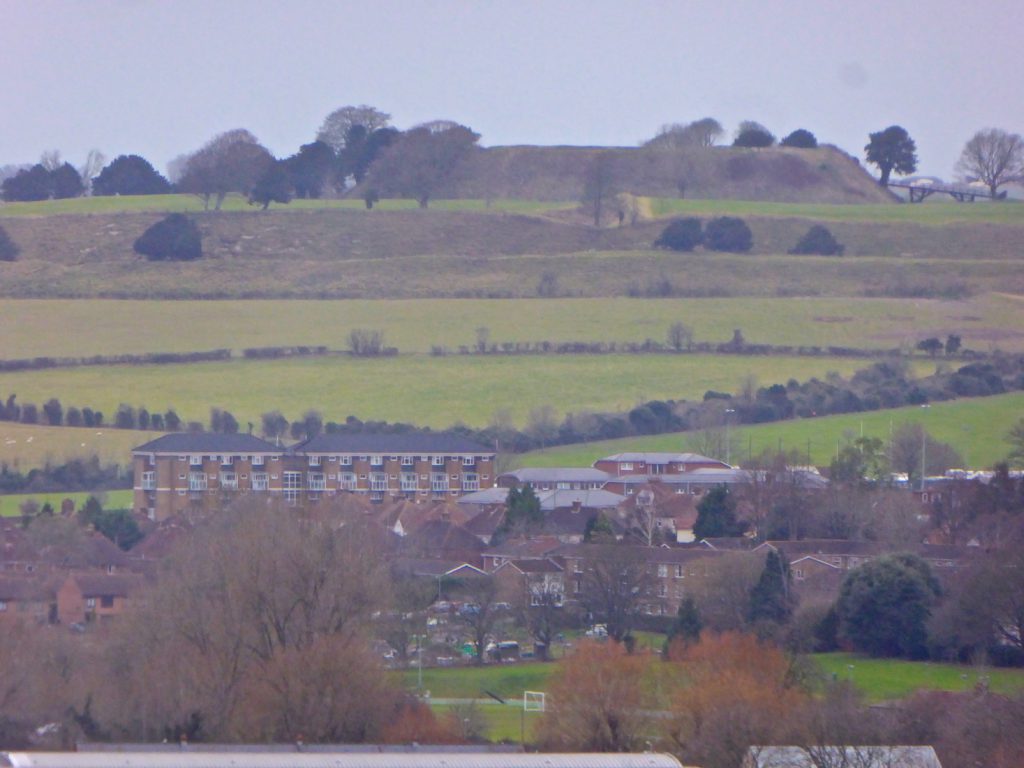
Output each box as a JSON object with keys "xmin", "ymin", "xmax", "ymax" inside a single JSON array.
[{"xmin": 2, "ymin": 0, "xmax": 1022, "ymax": 180}]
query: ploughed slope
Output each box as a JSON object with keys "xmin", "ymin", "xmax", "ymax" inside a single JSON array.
[
  {"xmin": 442, "ymin": 144, "xmax": 895, "ymax": 203},
  {"xmin": 1, "ymin": 206, "xmax": 1023, "ymax": 298}
]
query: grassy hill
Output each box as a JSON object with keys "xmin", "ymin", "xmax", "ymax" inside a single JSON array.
[
  {"xmin": 516, "ymin": 391, "xmax": 1024, "ymax": 470},
  {"xmin": 0, "ymin": 196, "xmax": 1022, "ymax": 298},
  {"xmin": 447, "ymin": 144, "xmax": 895, "ymax": 204}
]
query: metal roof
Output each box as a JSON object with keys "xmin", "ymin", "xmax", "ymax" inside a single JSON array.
[
  {"xmin": 132, "ymin": 433, "xmax": 281, "ymax": 454},
  {"xmin": 500, "ymin": 468, "xmax": 612, "ymax": 483},
  {"xmin": 599, "ymin": 452, "xmax": 724, "ymax": 465},
  {"xmin": 1, "ymin": 753, "xmax": 686, "ymax": 768}
]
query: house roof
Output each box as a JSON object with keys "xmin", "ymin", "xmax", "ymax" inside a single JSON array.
[
  {"xmin": 614, "ymin": 469, "xmax": 750, "ymax": 486},
  {"xmin": 499, "ymin": 468, "xmax": 611, "ymax": 483},
  {"xmin": 483, "ymin": 537, "xmax": 564, "ymax": 559},
  {"xmin": 458, "ymin": 488, "xmax": 510, "ymax": 506},
  {"xmin": 503, "ymin": 558, "xmax": 563, "ymax": 574},
  {"xmin": 540, "ymin": 489, "xmax": 625, "ymax": 510},
  {"xmin": 68, "ymin": 572, "xmax": 145, "ymax": 597},
  {"xmin": 766, "ymin": 539, "xmax": 882, "ymax": 557},
  {"xmin": 393, "ymin": 557, "xmax": 486, "ymax": 578},
  {"xmin": 293, "ymin": 433, "xmax": 492, "ymax": 454},
  {"xmin": 133, "ymin": 433, "xmax": 281, "ymax": 454},
  {"xmin": 599, "ymin": 452, "xmax": 726, "ymax": 465},
  {"xmin": 0, "ymin": 577, "xmax": 50, "ymax": 601}
]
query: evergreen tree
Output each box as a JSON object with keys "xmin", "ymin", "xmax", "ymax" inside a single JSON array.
[
  {"xmin": 666, "ymin": 596, "xmax": 703, "ymax": 649},
  {"xmin": 693, "ymin": 486, "xmax": 747, "ymax": 539},
  {"xmin": 748, "ymin": 550, "xmax": 794, "ymax": 624}
]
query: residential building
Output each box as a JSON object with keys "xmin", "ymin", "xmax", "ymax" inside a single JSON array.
[
  {"xmin": 496, "ymin": 467, "xmax": 611, "ymax": 491},
  {"xmin": 594, "ymin": 452, "xmax": 731, "ymax": 477},
  {"xmin": 132, "ymin": 432, "xmax": 496, "ymax": 520}
]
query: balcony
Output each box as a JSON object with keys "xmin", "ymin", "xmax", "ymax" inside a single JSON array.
[
  {"xmin": 187, "ymin": 473, "xmax": 207, "ymax": 492},
  {"xmin": 251, "ymin": 473, "xmax": 269, "ymax": 491},
  {"xmin": 307, "ymin": 473, "xmax": 326, "ymax": 492},
  {"xmin": 400, "ymin": 473, "xmax": 419, "ymax": 492},
  {"xmin": 141, "ymin": 472, "xmax": 156, "ymax": 491},
  {"xmin": 219, "ymin": 472, "xmax": 238, "ymax": 491},
  {"xmin": 369, "ymin": 473, "xmax": 389, "ymax": 492}
]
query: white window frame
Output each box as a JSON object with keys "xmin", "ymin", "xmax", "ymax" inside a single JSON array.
[
  {"xmin": 307, "ymin": 472, "xmax": 326, "ymax": 491},
  {"xmin": 189, "ymin": 455, "xmax": 202, "ymax": 466},
  {"xmin": 401, "ymin": 456, "xmax": 414, "ymax": 467},
  {"xmin": 309, "ymin": 455, "xmax": 322, "ymax": 466},
  {"xmin": 141, "ymin": 471, "xmax": 156, "ymax": 491},
  {"xmin": 251, "ymin": 472, "xmax": 269, "ymax": 491},
  {"xmin": 252, "ymin": 454, "xmax": 264, "ymax": 466},
  {"xmin": 219, "ymin": 471, "xmax": 238, "ymax": 490},
  {"xmin": 432, "ymin": 455, "xmax": 444, "ymax": 466},
  {"xmin": 462, "ymin": 456, "xmax": 475, "ymax": 466}
]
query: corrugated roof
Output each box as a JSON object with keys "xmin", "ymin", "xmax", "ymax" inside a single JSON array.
[
  {"xmin": 539, "ymin": 489, "xmax": 624, "ymax": 511},
  {"xmin": 132, "ymin": 433, "xmax": 281, "ymax": 454},
  {"xmin": 2, "ymin": 754, "xmax": 686, "ymax": 768},
  {"xmin": 294, "ymin": 433, "xmax": 492, "ymax": 454}
]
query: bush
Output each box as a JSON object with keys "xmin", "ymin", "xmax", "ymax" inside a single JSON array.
[
  {"xmin": 733, "ymin": 128, "xmax": 775, "ymax": 148},
  {"xmin": 0, "ymin": 225, "xmax": 20, "ymax": 262},
  {"xmin": 780, "ymin": 129, "xmax": 818, "ymax": 148},
  {"xmin": 704, "ymin": 216, "xmax": 753, "ymax": 253},
  {"xmin": 654, "ymin": 217, "xmax": 703, "ymax": 251},
  {"xmin": 133, "ymin": 213, "xmax": 202, "ymax": 261},
  {"xmin": 789, "ymin": 224, "xmax": 844, "ymax": 255}
]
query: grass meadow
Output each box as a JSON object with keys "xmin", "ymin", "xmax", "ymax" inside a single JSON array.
[
  {"xmin": 3, "ymin": 192, "xmax": 1022, "ymax": 226},
  {"xmin": 517, "ymin": 391, "xmax": 1024, "ymax": 470},
  {"xmin": 0, "ymin": 354, "xmax": 921, "ymax": 433},
  {"xmin": 0, "ymin": 194, "xmax": 571, "ymax": 217},
  {"xmin": 1, "ymin": 294, "xmax": 1022, "ymax": 358},
  {"xmin": 0, "ymin": 421, "xmax": 159, "ymax": 468}
]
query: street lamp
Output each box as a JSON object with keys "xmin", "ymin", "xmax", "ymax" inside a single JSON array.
[
  {"xmin": 919, "ymin": 404, "xmax": 931, "ymax": 492},
  {"xmin": 724, "ymin": 409, "xmax": 736, "ymax": 466}
]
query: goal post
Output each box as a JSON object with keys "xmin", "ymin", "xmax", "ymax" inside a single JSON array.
[{"xmin": 523, "ymin": 691, "xmax": 546, "ymax": 712}]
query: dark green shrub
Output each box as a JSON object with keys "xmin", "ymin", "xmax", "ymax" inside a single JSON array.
[
  {"xmin": 654, "ymin": 217, "xmax": 703, "ymax": 251},
  {"xmin": 789, "ymin": 224, "xmax": 844, "ymax": 255},
  {"xmin": 780, "ymin": 129, "xmax": 818, "ymax": 148},
  {"xmin": 0, "ymin": 224, "xmax": 20, "ymax": 261},
  {"xmin": 133, "ymin": 213, "xmax": 202, "ymax": 261},
  {"xmin": 704, "ymin": 216, "xmax": 753, "ymax": 252},
  {"xmin": 733, "ymin": 128, "xmax": 775, "ymax": 148}
]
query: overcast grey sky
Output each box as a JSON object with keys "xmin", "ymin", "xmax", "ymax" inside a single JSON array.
[{"xmin": 2, "ymin": 0, "xmax": 1022, "ymax": 179}]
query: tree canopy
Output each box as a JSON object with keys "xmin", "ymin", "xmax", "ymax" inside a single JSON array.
[
  {"xmin": 865, "ymin": 125, "xmax": 917, "ymax": 186},
  {"xmin": 693, "ymin": 485, "xmax": 747, "ymax": 539},
  {"xmin": 655, "ymin": 217, "xmax": 704, "ymax": 251},
  {"xmin": 780, "ymin": 129, "xmax": 818, "ymax": 148},
  {"xmin": 733, "ymin": 121, "xmax": 776, "ymax": 148},
  {"xmin": 368, "ymin": 123, "xmax": 479, "ymax": 208},
  {"xmin": 704, "ymin": 216, "xmax": 753, "ymax": 253},
  {"xmin": 837, "ymin": 553, "xmax": 940, "ymax": 658},
  {"xmin": 92, "ymin": 154, "xmax": 171, "ymax": 196},
  {"xmin": 176, "ymin": 129, "xmax": 275, "ymax": 210}
]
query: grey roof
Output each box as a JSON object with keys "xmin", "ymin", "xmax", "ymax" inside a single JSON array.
[
  {"xmin": 294, "ymin": 433, "xmax": 492, "ymax": 454},
  {"xmin": 539, "ymin": 489, "xmax": 625, "ymax": 511},
  {"xmin": 615, "ymin": 469, "xmax": 750, "ymax": 486},
  {"xmin": 600, "ymin": 452, "xmax": 725, "ymax": 465},
  {"xmin": 0, "ymin": 754, "xmax": 687, "ymax": 768},
  {"xmin": 133, "ymin": 433, "xmax": 281, "ymax": 454},
  {"xmin": 457, "ymin": 487, "xmax": 510, "ymax": 506},
  {"xmin": 746, "ymin": 746, "xmax": 942, "ymax": 768},
  {"xmin": 501, "ymin": 467, "xmax": 611, "ymax": 483}
]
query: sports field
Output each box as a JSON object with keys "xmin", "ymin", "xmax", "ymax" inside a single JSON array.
[{"xmin": 0, "ymin": 489, "xmax": 132, "ymax": 517}]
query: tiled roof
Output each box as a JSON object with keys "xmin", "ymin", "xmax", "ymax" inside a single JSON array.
[
  {"xmin": 294, "ymin": 433, "xmax": 492, "ymax": 454},
  {"xmin": 133, "ymin": 433, "xmax": 281, "ymax": 454},
  {"xmin": 500, "ymin": 468, "xmax": 611, "ymax": 483},
  {"xmin": 69, "ymin": 572, "xmax": 145, "ymax": 597}
]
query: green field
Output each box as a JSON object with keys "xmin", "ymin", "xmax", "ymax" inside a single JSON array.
[
  {"xmin": 397, "ymin": 652, "xmax": 1024, "ymax": 705},
  {"xmin": 517, "ymin": 391, "xmax": 1024, "ymax": 470},
  {"xmin": 0, "ymin": 194, "xmax": 571, "ymax": 217},
  {"xmin": 0, "ymin": 488, "xmax": 133, "ymax": 517},
  {"xmin": 0, "ymin": 421, "xmax": 159, "ymax": 468},
  {"xmin": 814, "ymin": 652, "xmax": 1024, "ymax": 701},
  {"xmin": 649, "ymin": 197, "xmax": 1024, "ymax": 225},
  {"xmin": 0, "ymin": 354, "xmax": 921, "ymax": 432},
  {"xmin": 2, "ymin": 294, "xmax": 1022, "ymax": 358}
]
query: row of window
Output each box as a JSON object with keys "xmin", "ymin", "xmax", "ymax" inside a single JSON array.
[
  {"xmin": 169, "ymin": 471, "xmax": 484, "ymax": 493},
  {"xmin": 162, "ymin": 454, "xmax": 489, "ymax": 467}
]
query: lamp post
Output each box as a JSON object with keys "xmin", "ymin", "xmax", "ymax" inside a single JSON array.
[
  {"xmin": 724, "ymin": 408, "xmax": 736, "ymax": 466},
  {"xmin": 919, "ymin": 404, "xmax": 931, "ymax": 492}
]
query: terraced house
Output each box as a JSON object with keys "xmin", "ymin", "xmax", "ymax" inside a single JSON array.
[{"xmin": 132, "ymin": 432, "xmax": 496, "ymax": 520}]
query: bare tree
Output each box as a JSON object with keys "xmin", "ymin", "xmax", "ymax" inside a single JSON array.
[
  {"xmin": 317, "ymin": 105, "xmax": 391, "ymax": 153},
  {"xmin": 579, "ymin": 544, "xmax": 654, "ymax": 642},
  {"xmin": 457, "ymin": 575, "xmax": 501, "ymax": 665},
  {"xmin": 955, "ymin": 128, "xmax": 1024, "ymax": 199},
  {"xmin": 78, "ymin": 149, "xmax": 106, "ymax": 195},
  {"xmin": 581, "ymin": 153, "xmax": 618, "ymax": 226},
  {"xmin": 645, "ymin": 118, "xmax": 724, "ymax": 149},
  {"xmin": 518, "ymin": 579, "xmax": 565, "ymax": 660},
  {"xmin": 39, "ymin": 149, "xmax": 62, "ymax": 171},
  {"xmin": 667, "ymin": 321, "xmax": 694, "ymax": 351}
]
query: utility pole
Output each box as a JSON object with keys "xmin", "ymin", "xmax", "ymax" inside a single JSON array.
[{"xmin": 724, "ymin": 408, "xmax": 736, "ymax": 465}]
